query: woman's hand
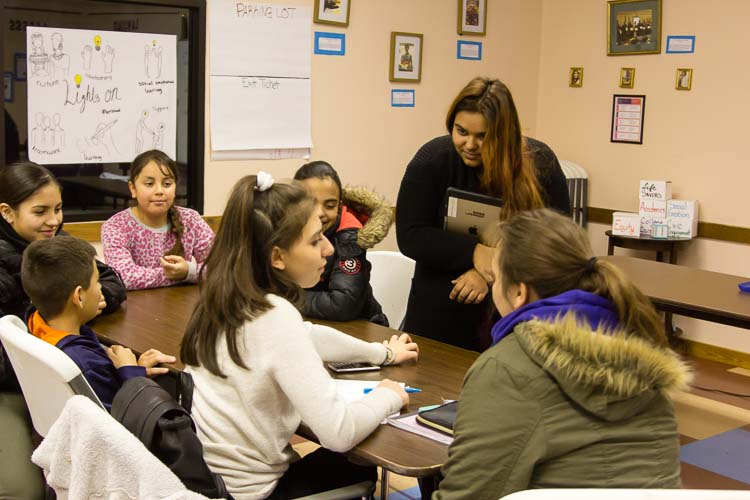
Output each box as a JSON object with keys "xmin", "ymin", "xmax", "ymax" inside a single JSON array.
[
  {"xmin": 161, "ymin": 255, "xmax": 189, "ymax": 281},
  {"xmin": 450, "ymin": 269, "xmax": 488, "ymax": 304},
  {"xmin": 376, "ymin": 378, "xmax": 409, "ymax": 408},
  {"xmin": 137, "ymin": 348, "xmax": 177, "ymax": 376},
  {"xmin": 472, "ymin": 244, "xmax": 495, "ymax": 283},
  {"xmin": 382, "ymin": 333, "xmax": 419, "ymax": 365},
  {"xmin": 105, "ymin": 345, "xmax": 138, "ymax": 369}
]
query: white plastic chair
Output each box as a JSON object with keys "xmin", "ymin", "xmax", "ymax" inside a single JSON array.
[
  {"xmin": 502, "ymin": 489, "xmax": 750, "ymax": 499},
  {"xmin": 367, "ymin": 250, "xmax": 416, "ymax": 330},
  {"xmin": 559, "ymin": 159, "xmax": 589, "ymax": 227},
  {"xmin": 0, "ymin": 314, "xmax": 103, "ymax": 437}
]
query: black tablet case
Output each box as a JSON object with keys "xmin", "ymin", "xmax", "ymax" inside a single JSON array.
[{"xmin": 415, "ymin": 401, "xmax": 458, "ymax": 436}]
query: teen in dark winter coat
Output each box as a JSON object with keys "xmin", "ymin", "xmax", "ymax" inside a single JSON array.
[{"xmin": 295, "ymin": 162, "xmax": 391, "ymax": 326}]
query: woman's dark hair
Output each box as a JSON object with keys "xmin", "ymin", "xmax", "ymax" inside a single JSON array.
[
  {"xmin": 181, "ymin": 177, "xmax": 315, "ymax": 376},
  {"xmin": 493, "ymin": 209, "xmax": 667, "ymax": 347},
  {"xmin": 293, "ymin": 160, "xmax": 342, "ymax": 201},
  {"xmin": 0, "ymin": 161, "xmax": 61, "ymax": 208},
  {"xmin": 446, "ymin": 77, "xmax": 544, "ymax": 219},
  {"xmin": 129, "ymin": 149, "xmax": 183, "ymax": 256}
]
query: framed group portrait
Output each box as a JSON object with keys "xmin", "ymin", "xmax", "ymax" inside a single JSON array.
[
  {"xmin": 569, "ymin": 67, "xmax": 583, "ymax": 88},
  {"xmin": 313, "ymin": 0, "xmax": 350, "ymax": 27},
  {"xmin": 676, "ymin": 68, "xmax": 693, "ymax": 91},
  {"xmin": 619, "ymin": 67, "xmax": 635, "ymax": 88},
  {"xmin": 458, "ymin": 0, "xmax": 487, "ymax": 36},
  {"xmin": 607, "ymin": 0, "xmax": 662, "ymax": 56},
  {"xmin": 389, "ymin": 32, "xmax": 423, "ymax": 83}
]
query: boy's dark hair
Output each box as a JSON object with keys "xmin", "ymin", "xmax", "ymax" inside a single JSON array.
[
  {"xmin": 293, "ymin": 160, "xmax": 342, "ymax": 201},
  {"xmin": 22, "ymin": 236, "xmax": 97, "ymax": 319}
]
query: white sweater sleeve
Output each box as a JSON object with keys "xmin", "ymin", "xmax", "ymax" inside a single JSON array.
[
  {"xmin": 267, "ymin": 300, "xmax": 402, "ymax": 452},
  {"xmin": 305, "ymin": 322, "xmax": 388, "ymax": 364}
]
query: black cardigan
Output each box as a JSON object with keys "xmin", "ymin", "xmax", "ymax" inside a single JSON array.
[{"xmin": 395, "ymin": 135, "xmax": 570, "ymax": 350}]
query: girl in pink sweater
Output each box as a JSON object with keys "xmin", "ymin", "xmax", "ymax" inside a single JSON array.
[{"xmin": 102, "ymin": 150, "xmax": 214, "ymax": 290}]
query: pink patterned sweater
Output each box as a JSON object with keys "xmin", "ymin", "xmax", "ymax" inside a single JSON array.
[{"xmin": 101, "ymin": 206, "xmax": 215, "ymax": 290}]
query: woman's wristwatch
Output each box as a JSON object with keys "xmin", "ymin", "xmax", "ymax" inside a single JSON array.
[{"xmin": 382, "ymin": 346, "xmax": 395, "ymax": 366}]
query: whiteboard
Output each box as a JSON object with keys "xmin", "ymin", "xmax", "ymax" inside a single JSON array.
[
  {"xmin": 208, "ymin": 1, "xmax": 312, "ymax": 154},
  {"xmin": 26, "ymin": 27, "xmax": 176, "ymax": 164}
]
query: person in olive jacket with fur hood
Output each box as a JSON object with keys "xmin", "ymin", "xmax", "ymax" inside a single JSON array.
[
  {"xmin": 435, "ymin": 210, "xmax": 690, "ymax": 499},
  {"xmin": 294, "ymin": 161, "xmax": 391, "ymax": 326}
]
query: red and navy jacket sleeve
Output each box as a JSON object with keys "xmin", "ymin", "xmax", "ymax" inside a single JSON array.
[{"xmin": 303, "ymin": 213, "xmax": 372, "ymax": 322}]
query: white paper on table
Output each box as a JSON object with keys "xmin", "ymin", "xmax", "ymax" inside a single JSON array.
[
  {"xmin": 334, "ymin": 379, "xmax": 404, "ymax": 422},
  {"xmin": 387, "ymin": 412, "xmax": 454, "ymax": 445}
]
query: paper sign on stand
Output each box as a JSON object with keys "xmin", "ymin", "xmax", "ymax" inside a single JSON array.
[
  {"xmin": 612, "ymin": 212, "xmax": 640, "ymax": 237},
  {"xmin": 667, "ymin": 200, "xmax": 699, "ymax": 220},
  {"xmin": 639, "ymin": 180, "xmax": 672, "ymax": 201}
]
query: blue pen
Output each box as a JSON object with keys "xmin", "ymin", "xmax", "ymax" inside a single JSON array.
[{"xmin": 364, "ymin": 387, "xmax": 422, "ymax": 394}]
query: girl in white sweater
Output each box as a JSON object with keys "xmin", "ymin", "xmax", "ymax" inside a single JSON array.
[{"xmin": 181, "ymin": 173, "xmax": 418, "ymax": 499}]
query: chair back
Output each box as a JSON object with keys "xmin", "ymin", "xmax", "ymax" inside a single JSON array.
[
  {"xmin": 367, "ymin": 250, "xmax": 415, "ymax": 329},
  {"xmin": 0, "ymin": 314, "xmax": 103, "ymax": 437},
  {"xmin": 559, "ymin": 159, "xmax": 589, "ymax": 227},
  {"xmin": 502, "ymin": 489, "xmax": 750, "ymax": 500}
]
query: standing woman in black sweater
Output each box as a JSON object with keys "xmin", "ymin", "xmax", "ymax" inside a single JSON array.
[{"xmin": 396, "ymin": 77, "xmax": 570, "ymax": 351}]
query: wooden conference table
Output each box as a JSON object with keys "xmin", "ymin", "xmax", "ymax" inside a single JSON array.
[
  {"xmin": 90, "ymin": 285, "xmax": 478, "ymax": 488},
  {"xmin": 601, "ymin": 255, "xmax": 750, "ymax": 330}
]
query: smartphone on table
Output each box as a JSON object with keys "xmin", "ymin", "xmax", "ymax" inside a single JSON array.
[{"xmin": 327, "ymin": 362, "xmax": 381, "ymax": 373}]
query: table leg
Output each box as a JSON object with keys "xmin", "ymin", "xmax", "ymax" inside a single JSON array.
[
  {"xmin": 607, "ymin": 238, "xmax": 615, "ymax": 256},
  {"xmin": 379, "ymin": 469, "xmax": 388, "ymax": 500}
]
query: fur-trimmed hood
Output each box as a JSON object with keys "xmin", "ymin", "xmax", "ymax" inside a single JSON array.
[
  {"xmin": 513, "ymin": 315, "xmax": 692, "ymax": 422},
  {"xmin": 341, "ymin": 186, "xmax": 393, "ymax": 249}
]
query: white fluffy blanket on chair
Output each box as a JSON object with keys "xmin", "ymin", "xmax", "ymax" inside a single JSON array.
[{"xmin": 32, "ymin": 395, "xmax": 213, "ymax": 499}]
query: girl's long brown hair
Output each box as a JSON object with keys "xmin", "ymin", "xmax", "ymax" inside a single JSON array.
[
  {"xmin": 129, "ymin": 149, "xmax": 184, "ymax": 256},
  {"xmin": 494, "ymin": 209, "xmax": 667, "ymax": 347},
  {"xmin": 180, "ymin": 176, "xmax": 315, "ymax": 376},
  {"xmin": 446, "ymin": 77, "xmax": 544, "ymax": 219}
]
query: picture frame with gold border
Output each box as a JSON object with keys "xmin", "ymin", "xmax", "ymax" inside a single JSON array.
[
  {"xmin": 620, "ymin": 67, "xmax": 635, "ymax": 88},
  {"xmin": 607, "ymin": 0, "xmax": 661, "ymax": 56},
  {"xmin": 569, "ymin": 67, "xmax": 583, "ymax": 88},
  {"xmin": 389, "ymin": 32, "xmax": 423, "ymax": 83},
  {"xmin": 313, "ymin": 0, "xmax": 350, "ymax": 27},
  {"xmin": 676, "ymin": 68, "xmax": 692, "ymax": 90}
]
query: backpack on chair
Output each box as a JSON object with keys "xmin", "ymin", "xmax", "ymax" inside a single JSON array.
[{"xmin": 111, "ymin": 374, "xmax": 231, "ymax": 499}]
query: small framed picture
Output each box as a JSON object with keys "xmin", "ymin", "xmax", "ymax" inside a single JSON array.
[
  {"xmin": 313, "ymin": 0, "xmax": 350, "ymax": 27},
  {"xmin": 3, "ymin": 72, "xmax": 13, "ymax": 102},
  {"xmin": 676, "ymin": 68, "xmax": 692, "ymax": 90},
  {"xmin": 611, "ymin": 94, "xmax": 646, "ymax": 144},
  {"xmin": 607, "ymin": 0, "xmax": 661, "ymax": 56},
  {"xmin": 569, "ymin": 67, "xmax": 583, "ymax": 88},
  {"xmin": 458, "ymin": 0, "xmax": 487, "ymax": 36},
  {"xmin": 389, "ymin": 32, "xmax": 423, "ymax": 83},
  {"xmin": 619, "ymin": 67, "xmax": 635, "ymax": 88}
]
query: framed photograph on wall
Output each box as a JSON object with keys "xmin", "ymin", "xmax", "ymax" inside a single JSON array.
[
  {"xmin": 389, "ymin": 32, "xmax": 423, "ymax": 82},
  {"xmin": 607, "ymin": 0, "xmax": 661, "ymax": 56},
  {"xmin": 619, "ymin": 67, "xmax": 635, "ymax": 88},
  {"xmin": 569, "ymin": 67, "xmax": 583, "ymax": 87},
  {"xmin": 611, "ymin": 94, "xmax": 646, "ymax": 144},
  {"xmin": 313, "ymin": 0, "xmax": 350, "ymax": 27},
  {"xmin": 458, "ymin": 0, "xmax": 487, "ymax": 36},
  {"xmin": 676, "ymin": 68, "xmax": 692, "ymax": 90}
]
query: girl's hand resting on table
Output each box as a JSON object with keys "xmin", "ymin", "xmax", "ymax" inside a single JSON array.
[
  {"xmin": 161, "ymin": 255, "xmax": 189, "ymax": 281},
  {"xmin": 382, "ymin": 333, "xmax": 419, "ymax": 364},
  {"xmin": 376, "ymin": 378, "xmax": 409, "ymax": 408}
]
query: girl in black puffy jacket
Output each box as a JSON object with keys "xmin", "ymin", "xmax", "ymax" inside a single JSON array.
[{"xmin": 294, "ymin": 161, "xmax": 392, "ymax": 326}]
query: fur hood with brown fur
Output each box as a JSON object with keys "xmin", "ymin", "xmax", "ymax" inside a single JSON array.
[
  {"xmin": 512, "ymin": 315, "xmax": 692, "ymax": 421},
  {"xmin": 341, "ymin": 186, "xmax": 393, "ymax": 250}
]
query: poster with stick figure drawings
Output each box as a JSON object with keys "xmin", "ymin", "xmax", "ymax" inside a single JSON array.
[{"xmin": 26, "ymin": 27, "xmax": 176, "ymax": 164}]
